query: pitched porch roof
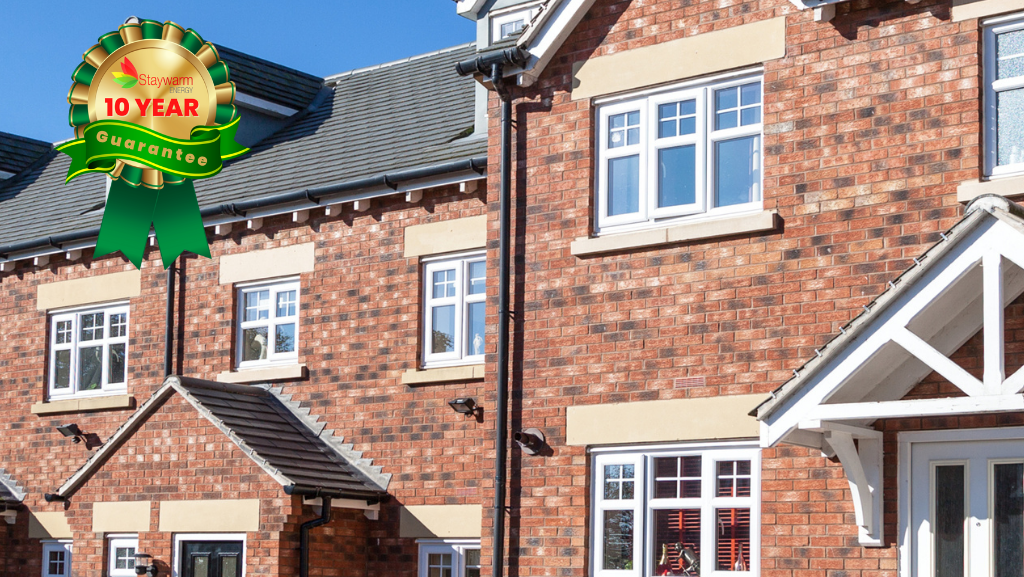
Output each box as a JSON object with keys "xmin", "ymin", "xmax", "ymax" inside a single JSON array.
[
  {"xmin": 754, "ymin": 194, "xmax": 1024, "ymax": 545},
  {"xmin": 52, "ymin": 376, "xmax": 390, "ymax": 502}
]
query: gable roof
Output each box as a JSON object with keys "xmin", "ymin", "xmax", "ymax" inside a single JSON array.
[
  {"xmin": 0, "ymin": 43, "xmax": 484, "ymax": 259},
  {"xmin": 756, "ymin": 195, "xmax": 1024, "ymax": 448},
  {"xmin": 54, "ymin": 376, "xmax": 390, "ymax": 501},
  {"xmin": 0, "ymin": 469, "xmax": 26, "ymax": 503}
]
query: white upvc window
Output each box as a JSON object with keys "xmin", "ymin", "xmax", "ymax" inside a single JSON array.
[
  {"xmin": 418, "ymin": 540, "xmax": 482, "ymax": 577},
  {"xmin": 984, "ymin": 14, "xmax": 1024, "ymax": 177},
  {"xmin": 422, "ymin": 252, "xmax": 486, "ymax": 367},
  {"xmin": 107, "ymin": 535, "xmax": 138, "ymax": 577},
  {"xmin": 49, "ymin": 303, "xmax": 129, "ymax": 398},
  {"xmin": 595, "ymin": 74, "xmax": 763, "ymax": 234},
  {"xmin": 490, "ymin": 2, "xmax": 542, "ymax": 43},
  {"xmin": 235, "ymin": 278, "xmax": 299, "ymax": 369},
  {"xmin": 41, "ymin": 541, "xmax": 72, "ymax": 577},
  {"xmin": 592, "ymin": 443, "xmax": 760, "ymax": 577}
]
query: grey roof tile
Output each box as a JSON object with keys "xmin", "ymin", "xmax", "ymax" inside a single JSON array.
[
  {"xmin": 0, "ymin": 43, "xmax": 484, "ymax": 251},
  {"xmin": 0, "ymin": 132, "xmax": 51, "ymax": 176},
  {"xmin": 216, "ymin": 45, "xmax": 323, "ymax": 110}
]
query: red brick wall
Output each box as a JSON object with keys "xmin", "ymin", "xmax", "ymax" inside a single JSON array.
[
  {"xmin": 481, "ymin": 0, "xmax": 994, "ymax": 575},
  {"xmin": 0, "ymin": 183, "xmax": 490, "ymax": 576}
]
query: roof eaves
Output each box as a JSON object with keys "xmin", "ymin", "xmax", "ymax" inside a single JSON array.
[{"xmin": 752, "ymin": 195, "xmax": 1024, "ymax": 421}]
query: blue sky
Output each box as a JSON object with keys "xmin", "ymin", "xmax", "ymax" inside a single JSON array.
[{"xmin": 1, "ymin": 1, "xmax": 476, "ymax": 143}]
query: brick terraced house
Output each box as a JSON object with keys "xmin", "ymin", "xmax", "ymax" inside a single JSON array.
[{"xmin": 4, "ymin": 0, "xmax": 1024, "ymax": 575}]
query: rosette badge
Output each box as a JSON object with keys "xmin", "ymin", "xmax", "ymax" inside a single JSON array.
[{"xmin": 58, "ymin": 18, "xmax": 248, "ymax": 268}]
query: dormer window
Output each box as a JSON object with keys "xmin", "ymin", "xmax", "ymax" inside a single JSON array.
[{"xmin": 490, "ymin": 3, "xmax": 542, "ymax": 43}]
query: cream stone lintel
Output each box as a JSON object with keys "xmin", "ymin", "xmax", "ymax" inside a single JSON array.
[
  {"xmin": 404, "ymin": 215, "xmax": 487, "ymax": 258},
  {"xmin": 216, "ymin": 363, "xmax": 307, "ymax": 384},
  {"xmin": 401, "ymin": 364, "xmax": 485, "ymax": 385},
  {"xmin": 31, "ymin": 394, "xmax": 134, "ymax": 415},
  {"xmin": 29, "ymin": 512, "xmax": 72, "ymax": 539},
  {"xmin": 566, "ymin": 394, "xmax": 764, "ymax": 446},
  {"xmin": 219, "ymin": 243, "xmax": 316, "ymax": 285},
  {"xmin": 93, "ymin": 501, "xmax": 152, "ymax": 533},
  {"xmin": 952, "ymin": 0, "xmax": 1024, "ymax": 21},
  {"xmin": 158, "ymin": 499, "xmax": 260, "ymax": 532},
  {"xmin": 399, "ymin": 505, "xmax": 482, "ymax": 538},
  {"xmin": 36, "ymin": 270, "xmax": 141, "ymax": 311},
  {"xmin": 571, "ymin": 210, "xmax": 778, "ymax": 257},
  {"xmin": 957, "ymin": 175, "xmax": 1024, "ymax": 203},
  {"xmin": 571, "ymin": 17, "xmax": 786, "ymax": 101}
]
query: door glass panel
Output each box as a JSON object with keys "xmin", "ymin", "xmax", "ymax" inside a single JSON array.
[
  {"xmin": 221, "ymin": 555, "xmax": 240, "ymax": 577},
  {"xmin": 602, "ymin": 510, "xmax": 634, "ymax": 570},
  {"xmin": 934, "ymin": 464, "xmax": 966, "ymax": 577},
  {"xmin": 191, "ymin": 555, "xmax": 209, "ymax": 577},
  {"xmin": 994, "ymin": 463, "xmax": 1024, "ymax": 577}
]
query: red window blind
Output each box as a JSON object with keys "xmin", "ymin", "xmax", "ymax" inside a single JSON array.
[{"xmin": 716, "ymin": 508, "xmax": 750, "ymax": 571}]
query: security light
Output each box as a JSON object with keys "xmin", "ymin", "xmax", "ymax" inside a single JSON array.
[
  {"xmin": 134, "ymin": 552, "xmax": 157, "ymax": 576},
  {"xmin": 448, "ymin": 398, "xmax": 480, "ymax": 416},
  {"xmin": 55, "ymin": 424, "xmax": 84, "ymax": 443}
]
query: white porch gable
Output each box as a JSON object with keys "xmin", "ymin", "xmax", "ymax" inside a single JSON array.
[{"xmin": 755, "ymin": 195, "xmax": 1024, "ymax": 546}]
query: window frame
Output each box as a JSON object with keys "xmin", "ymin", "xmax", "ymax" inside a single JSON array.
[
  {"xmin": 594, "ymin": 72, "xmax": 764, "ymax": 235},
  {"xmin": 489, "ymin": 2, "xmax": 542, "ymax": 43},
  {"xmin": 983, "ymin": 14, "xmax": 1024, "ymax": 177},
  {"xmin": 107, "ymin": 534, "xmax": 138, "ymax": 577},
  {"xmin": 234, "ymin": 277, "xmax": 300, "ymax": 369},
  {"xmin": 422, "ymin": 251, "xmax": 486, "ymax": 368},
  {"xmin": 417, "ymin": 539, "xmax": 482, "ymax": 577},
  {"xmin": 41, "ymin": 540, "xmax": 72, "ymax": 577},
  {"xmin": 590, "ymin": 442, "xmax": 761, "ymax": 577},
  {"xmin": 48, "ymin": 302, "xmax": 130, "ymax": 399}
]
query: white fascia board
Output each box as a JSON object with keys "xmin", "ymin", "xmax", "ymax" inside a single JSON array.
[
  {"xmin": 457, "ymin": 0, "xmax": 490, "ymax": 19},
  {"xmin": 235, "ymin": 92, "xmax": 299, "ymax": 118},
  {"xmin": 516, "ymin": 0, "xmax": 598, "ymax": 87}
]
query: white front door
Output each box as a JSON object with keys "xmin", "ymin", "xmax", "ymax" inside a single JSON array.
[{"xmin": 909, "ymin": 436, "xmax": 1024, "ymax": 577}]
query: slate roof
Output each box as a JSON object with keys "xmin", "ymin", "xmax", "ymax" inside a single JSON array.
[
  {"xmin": 56, "ymin": 376, "xmax": 390, "ymax": 500},
  {"xmin": 217, "ymin": 45, "xmax": 324, "ymax": 111},
  {"xmin": 0, "ymin": 42, "xmax": 484, "ymax": 251},
  {"xmin": 0, "ymin": 132, "xmax": 50, "ymax": 176},
  {"xmin": 0, "ymin": 469, "xmax": 25, "ymax": 503}
]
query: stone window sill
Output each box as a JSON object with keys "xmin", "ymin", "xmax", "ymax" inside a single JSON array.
[
  {"xmin": 957, "ymin": 175, "xmax": 1024, "ymax": 203},
  {"xmin": 32, "ymin": 394, "xmax": 134, "ymax": 415},
  {"xmin": 401, "ymin": 364, "xmax": 485, "ymax": 385},
  {"xmin": 570, "ymin": 210, "xmax": 779, "ymax": 257},
  {"xmin": 216, "ymin": 363, "xmax": 308, "ymax": 384}
]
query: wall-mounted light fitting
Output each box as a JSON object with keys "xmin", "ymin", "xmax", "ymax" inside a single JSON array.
[
  {"xmin": 55, "ymin": 423, "xmax": 85, "ymax": 444},
  {"xmin": 0, "ymin": 502, "xmax": 17, "ymax": 525},
  {"xmin": 134, "ymin": 552, "xmax": 158, "ymax": 576},
  {"xmin": 448, "ymin": 397, "xmax": 482, "ymax": 417}
]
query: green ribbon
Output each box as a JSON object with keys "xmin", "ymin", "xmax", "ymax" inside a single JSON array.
[{"xmin": 56, "ymin": 118, "xmax": 248, "ymax": 268}]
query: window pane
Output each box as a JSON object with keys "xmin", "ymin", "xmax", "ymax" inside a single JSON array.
[
  {"xmin": 468, "ymin": 261, "xmax": 486, "ymax": 295},
  {"xmin": 56, "ymin": 320, "xmax": 72, "ymax": 344},
  {"xmin": 110, "ymin": 313, "xmax": 127, "ymax": 338},
  {"xmin": 604, "ymin": 464, "xmax": 635, "ymax": 500},
  {"xmin": 716, "ymin": 87, "xmax": 738, "ymax": 111},
  {"xmin": 994, "ymin": 463, "xmax": 1023, "ymax": 577},
  {"xmin": 245, "ymin": 290, "xmax": 269, "ymax": 321},
  {"xmin": 716, "ymin": 508, "xmax": 751, "ymax": 571},
  {"xmin": 433, "ymin": 270, "xmax": 456, "ymax": 299},
  {"xmin": 54, "ymin": 349, "xmax": 71, "ymax": 389},
  {"xmin": 602, "ymin": 510, "xmax": 634, "ymax": 570},
  {"xmin": 715, "ymin": 135, "xmax": 758, "ymax": 207},
  {"xmin": 81, "ymin": 312, "xmax": 104, "ymax": 340},
  {"xmin": 79, "ymin": 345, "xmax": 102, "ymax": 390},
  {"xmin": 242, "ymin": 327, "xmax": 269, "ymax": 361},
  {"xmin": 999, "ymin": 30, "xmax": 1024, "ymax": 79},
  {"xmin": 654, "ymin": 456, "xmax": 701, "ymax": 499},
  {"xmin": 467, "ymin": 302, "xmax": 485, "ymax": 357},
  {"xmin": 740, "ymin": 82, "xmax": 761, "ymax": 106},
  {"xmin": 276, "ymin": 290, "xmax": 296, "ymax": 317},
  {"xmin": 718, "ymin": 460, "xmax": 753, "ymax": 497},
  {"xmin": 741, "ymin": 106, "xmax": 761, "ymax": 126},
  {"xmin": 998, "ymin": 88, "xmax": 1024, "ymax": 166},
  {"xmin": 466, "ymin": 549, "xmax": 481, "ymax": 566},
  {"xmin": 108, "ymin": 343, "xmax": 126, "ymax": 384},
  {"xmin": 653, "ymin": 509, "xmax": 701, "ymax": 574},
  {"xmin": 275, "ymin": 323, "xmax": 296, "ymax": 353},
  {"xmin": 431, "ymin": 305, "xmax": 455, "ymax": 354},
  {"xmin": 658, "ymin": 145, "xmax": 696, "ymax": 208},
  {"xmin": 935, "ymin": 464, "xmax": 966, "ymax": 577},
  {"xmin": 608, "ymin": 155, "xmax": 640, "ymax": 216}
]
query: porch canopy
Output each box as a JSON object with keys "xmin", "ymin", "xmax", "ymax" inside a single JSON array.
[{"xmin": 755, "ymin": 195, "xmax": 1024, "ymax": 546}]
